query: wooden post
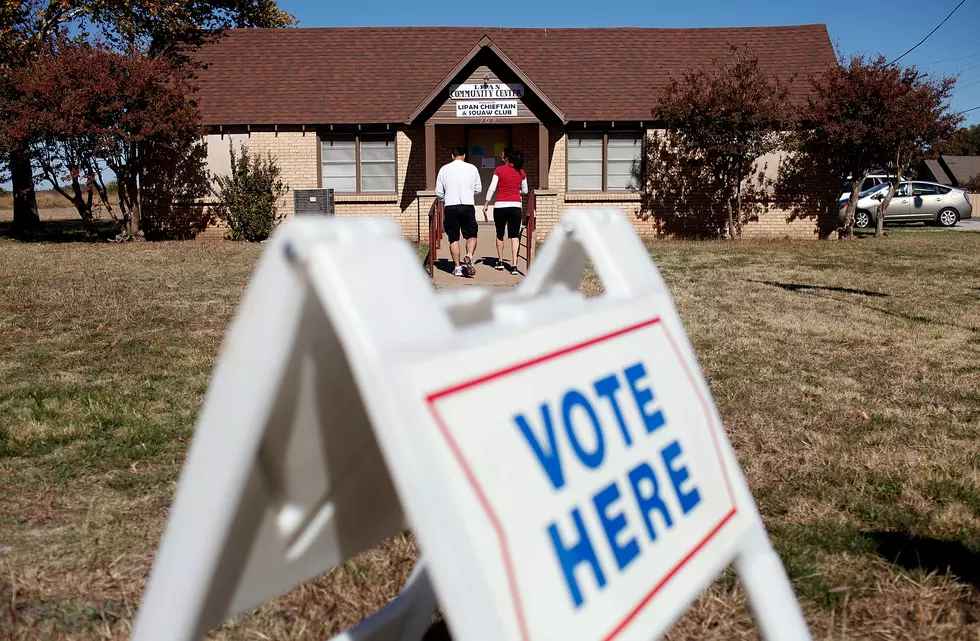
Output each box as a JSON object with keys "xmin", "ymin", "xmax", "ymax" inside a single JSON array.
[
  {"xmin": 538, "ymin": 123, "xmax": 549, "ymax": 190},
  {"xmin": 425, "ymin": 122, "xmax": 436, "ymax": 191}
]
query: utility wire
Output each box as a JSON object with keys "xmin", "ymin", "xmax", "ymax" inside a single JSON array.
[
  {"xmin": 957, "ymin": 105, "xmax": 980, "ymax": 113},
  {"xmin": 889, "ymin": 0, "xmax": 968, "ymax": 64}
]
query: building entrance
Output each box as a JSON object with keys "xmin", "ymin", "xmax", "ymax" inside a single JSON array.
[{"xmin": 466, "ymin": 127, "xmax": 510, "ymax": 207}]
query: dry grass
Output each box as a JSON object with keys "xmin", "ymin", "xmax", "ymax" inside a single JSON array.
[
  {"xmin": 1, "ymin": 228, "xmax": 979, "ymax": 639},
  {"xmin": 0, "ymin": 191, "xmax": 120, "ymax": 212}
]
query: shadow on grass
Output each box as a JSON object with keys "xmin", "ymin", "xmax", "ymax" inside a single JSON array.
[
  {"xmin": 0, "ymin": 219, "xmax": 121, "ymax": 243},
  {"xmin": 866, "ymin": 531, "xmax": 980, "ymax": 590},
  {"xmin": 751, "ymin": 279, "xmax": 980, "ymax": 334},
  {"xmin": 750, "ymin": 280, "xmax": 889, "ymax": 298}
]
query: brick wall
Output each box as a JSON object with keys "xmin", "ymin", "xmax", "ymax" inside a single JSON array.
[
  {"xmin": 206, "ymin": 129, "xmax": 319, "ymax": 218},
  {"xmin": 332, "ymin": 127, "xmax": 427, "ymax": 240},
  {"xmin": 205, "ymin": 124, "xmax": 833, "ymax": 243}
]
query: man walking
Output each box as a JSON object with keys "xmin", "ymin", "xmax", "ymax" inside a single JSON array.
[{"xmin": 435, "ymin": 146, "xmax": 481, "ymax": 277}]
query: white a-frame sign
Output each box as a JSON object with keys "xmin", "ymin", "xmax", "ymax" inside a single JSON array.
[{"xmin": 133, "ymin": 210, "xmax": 810, "ymax": 641}]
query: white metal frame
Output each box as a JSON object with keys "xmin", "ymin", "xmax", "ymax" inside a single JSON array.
[{"xmin": 132, "ymin": 210, "xmax": 809, "ymax": 641}]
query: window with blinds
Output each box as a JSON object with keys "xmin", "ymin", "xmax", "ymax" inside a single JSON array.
[
  {"xmin": 321, "ymin": 133, "xmax": 396, "ymax": 194},
  {"xmin": 567, "ymin": 131, "xmax": 643, "ymax": 192},
  {"xmin": 359, "ymin": 135, "xmax": 396, "ymax": 193}
]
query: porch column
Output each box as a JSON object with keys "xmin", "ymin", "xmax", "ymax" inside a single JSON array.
[
  {"xmin": 425, "ymin": 122, "xmax": 436, "ymax": 191},
  {"xmin": 538, "ymin": 122, "xmax": 549, "ymax": 190}
]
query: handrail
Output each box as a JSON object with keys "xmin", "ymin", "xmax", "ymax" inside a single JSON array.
[
  {"xmin": 427, "ymin": 199, "xmax": 444, "ymax": 278},
  {"xmin": 519, "ymin": 191, "xmax": 536, "ymax": 271}
]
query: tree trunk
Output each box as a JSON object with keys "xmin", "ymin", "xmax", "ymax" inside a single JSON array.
[
  {"xmin": 843, "ymin": 172, "xmax": 867, "ymax": 239},
  {"xmin": 876, "ymin": 152, "xmax": 906, "ymax": 238},
  {"xmin": 127, "ymin": 144, "xmax": 141, "ymax": 236},
  {"xmin": 10, "ymin": 147, "xmax": 40, "ymax": 234},
  {"xmin": 875, "ymin": 184, "xmax": 892, "ymax": 238},
  {"xmin": 726, "ymin": 199, "xmax": 736, "ymax": 240}
]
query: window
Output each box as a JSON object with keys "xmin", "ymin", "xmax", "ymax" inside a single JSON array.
[
  {"xmin": 895, "ymin": 183, "xmax": 910, "ymax": 197},
  {"xmin": 912, "ymin": 182, "xmax": 940, "ymax": 196},
  {"xmin": 567, "ymin": 131, "xmax": 643, "ymax": 192},
  {"xmin": 321, "ymin": 133, "xmax": 396, "ymax": 193}
]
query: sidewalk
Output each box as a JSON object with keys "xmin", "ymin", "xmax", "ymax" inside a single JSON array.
[{"xmin": 431, "ymin": 222, "xmax": 525, "ymax": 287}]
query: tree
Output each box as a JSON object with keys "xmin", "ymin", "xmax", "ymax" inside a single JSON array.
[
  {"xmin": 650, "ymin": 47, "xmax": 791, "ymax": 238},
  {"xmin": 0, "ymin": 1, "xmax": 82, "ymax": 233},
  {"xmin": 0, "ymin": 0, "xmax": 294, "ymax": 235},
  {"xmin": 7, "ymin": 41, "xmax": 207, "ymax": 234},
  {"xmin": 872, "ymin": 69, "xmax": 959, "ymax": 237},
  {"xmin": 795, "ymin": 55, "xmax": 959, "ymax": 238},
  {"xmin": 935, "ymin": 124, "xmax": 980, "ymax": 157}
]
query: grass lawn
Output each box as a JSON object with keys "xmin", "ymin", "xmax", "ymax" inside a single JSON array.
[{"xmin": 2, "ymin": 229, "xmax": 979, "ymax": 639}]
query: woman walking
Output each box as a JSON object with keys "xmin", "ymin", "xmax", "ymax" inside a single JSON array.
[{"xmin": 483, "ymin": 147, "xmax": 528, "ymax": 274}]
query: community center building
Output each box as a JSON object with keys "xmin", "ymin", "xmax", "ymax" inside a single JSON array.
[{"xmin": 196, "ymin": 26, "xmax": 836, "ymax": 239}]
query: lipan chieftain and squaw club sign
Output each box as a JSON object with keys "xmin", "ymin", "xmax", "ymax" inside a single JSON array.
[{"xmin": 450, "ymin": 80, "xmax": 524, "ymax": 119}]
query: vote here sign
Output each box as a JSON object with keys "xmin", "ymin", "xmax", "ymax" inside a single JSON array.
[{"xmin": 411, "ymin": 300, "xmax": 749, "ymax": 641}]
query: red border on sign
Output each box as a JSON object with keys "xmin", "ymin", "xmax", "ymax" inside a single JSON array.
[{"xmin": 425, "ymin": 317, "xmax": 738, "ymax": 641}]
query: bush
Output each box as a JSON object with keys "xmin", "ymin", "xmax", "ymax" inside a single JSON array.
[{"xmin": 211, "ymin": 143, "xmax": 288, "ymax": 242}]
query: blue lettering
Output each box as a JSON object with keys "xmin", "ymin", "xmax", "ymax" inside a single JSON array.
[
  {"xmin": 661, "ymin": 441, "xmax": 701, "ymax": 515},
  {"xmin": 624, "ymin": 362, "xmax": 665, "ymax": 434},
  {"xmin": 592, "ymin": 482, "xmax": 640, "ymax": 571},
  {"xmin": 547, "ymin": 508, "xmax": 607, "ymax": 608},
  {"xmin": 514, "ymin": 405, "xmax": 565, "ymax": 490},
  {"xmin": 593, "ymin": 374, "xmax": 632, "ymax": 447},
  {"xmin": 628, "ymin": 462, "xmax": 673, "ymax": 540},
  {"xmin": 561, "ymin": 390, "xmax": 605, "ymax": 469}
]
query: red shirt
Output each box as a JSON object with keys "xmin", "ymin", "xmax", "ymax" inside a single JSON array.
[{"xmin": 492, "ymin": 165, "xmax": 527, "ymax": 204}]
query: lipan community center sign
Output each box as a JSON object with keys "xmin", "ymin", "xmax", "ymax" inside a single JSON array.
[{"xmin": 132, "ymin": 210, "xmax": 811, "ymax": 641}]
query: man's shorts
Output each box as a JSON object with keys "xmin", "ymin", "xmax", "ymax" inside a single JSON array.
[{"xmin": 444, "ymin": 205, "xmax": 478, "ymax": 243}]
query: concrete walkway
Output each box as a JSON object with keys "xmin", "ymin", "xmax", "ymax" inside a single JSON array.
[{"xmin": 431, "ymin": 222, "xmax": 526, "ymax": 287}]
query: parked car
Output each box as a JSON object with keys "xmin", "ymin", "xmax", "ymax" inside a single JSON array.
[
  {"xmin": 838, "ymin": 181, "xmax": 973, "ymax": 228},
  {"xmin": 839, "ymin": 173, "xmax": 894, "ymax": 201}
]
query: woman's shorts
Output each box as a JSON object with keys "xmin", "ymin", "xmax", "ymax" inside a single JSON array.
[{"xmin": 493, "ymin": 207, "xmax": 522, "ymax": 240}]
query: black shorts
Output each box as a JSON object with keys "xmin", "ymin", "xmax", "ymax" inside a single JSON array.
[
  {"xmin": 444, "ymin": 205, "xmax": 478, "ymax": 243},
  {"xmin": 493, "ymin": 207, "xmax": 522, "ymax": 240}
]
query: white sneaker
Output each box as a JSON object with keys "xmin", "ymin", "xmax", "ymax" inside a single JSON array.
[
  {"xmin": 462, "ymin": 254, "xmax": 476, "ymax": 277},
  {"xmin": 453, "ymin": 266, "xmax": 464, "ymax": 277}
]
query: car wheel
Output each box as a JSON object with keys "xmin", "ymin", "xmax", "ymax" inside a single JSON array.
[
  {"xmin": 854, "ymin": 210, "xmax": 872, "ymax": 228},
  {"xmin": 937, "ymin": 208, "xmax": 958, "ymax": 227}
]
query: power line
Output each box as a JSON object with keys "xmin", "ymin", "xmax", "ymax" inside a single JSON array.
[
  {"xmin": 889, "ymin": 0, "xmax": 969, "ymax": 65},
  {"xmin": 957, "ymin": 105, "xmax": 980, "ymax": 114}
]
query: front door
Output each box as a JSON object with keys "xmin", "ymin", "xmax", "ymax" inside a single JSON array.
[{"xmin": 466, "ymin": 127, "xmax": 510, "ymax": 207}]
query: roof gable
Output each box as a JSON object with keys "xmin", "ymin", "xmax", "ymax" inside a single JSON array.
[
  {"xmin": 408, "ymin": 35, "xmax": 566, "ymax": 124},
  {"xmin": 193, "ymin": 25, "xmax": 836, "ymax": 125}
]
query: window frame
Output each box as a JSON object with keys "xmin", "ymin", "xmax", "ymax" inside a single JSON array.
[
  {"xmin": 566, "ymin": 129, "xmax": 644, "ymax": 193},
  {"xmin": 320, "ymin": 131, "xmax": 397, "ymax": 195}
]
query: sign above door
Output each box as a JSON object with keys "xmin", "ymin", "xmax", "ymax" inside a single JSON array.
[{"xmin": 450, "ymin": 82, "xmax": 525, "ymax": 100}]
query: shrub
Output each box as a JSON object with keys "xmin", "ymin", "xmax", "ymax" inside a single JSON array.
[{"xmin": 211, "ymin": 143, "xmax": 288, "ymax": 242}]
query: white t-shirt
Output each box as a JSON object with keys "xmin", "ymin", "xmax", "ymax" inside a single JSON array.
[{"xmin": 435, "ymin": 159, "xmax": 482, "ymax": 206}]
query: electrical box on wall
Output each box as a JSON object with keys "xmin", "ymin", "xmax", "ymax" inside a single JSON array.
[{"xmin": 294, "ymin": 189, "xmax": 334, "ymax": 216}]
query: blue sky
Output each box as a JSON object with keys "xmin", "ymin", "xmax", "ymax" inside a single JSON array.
[{"xmin": 278, "ymin": 0, "xmax": 980, "ymax": 124}]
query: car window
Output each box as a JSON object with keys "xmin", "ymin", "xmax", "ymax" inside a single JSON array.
[
  {"xmin": 861, "ymin": 178, "xmax": 877, "ymax": 190},
  {"xmin": 936, "ymin": 185, "xmax": 951, "ymax": 194},
  {"xmin": 912, "ymin": 183, "xmax": 940, "ymax": 196},
  {"xmin": 860, "ymin": 183, "xmax": 888, "ymax": 197},
  {"xmin": 895, "ymin": 183, "xmax": 910, "ymax": 197}
]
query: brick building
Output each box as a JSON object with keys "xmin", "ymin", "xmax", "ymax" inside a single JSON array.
[{"xmin": 196, "ymin": 26, "xmax": 837, "ymax": 239}]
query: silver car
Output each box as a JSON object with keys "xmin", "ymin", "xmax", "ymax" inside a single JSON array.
[{"xmin": 838, "ymin": 181, "xmax": 973, "ymax": 228}]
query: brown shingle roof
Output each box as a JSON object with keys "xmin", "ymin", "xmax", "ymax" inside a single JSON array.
[
  {"xmin": 939, "ymin": 155, "xmax": 980, "ymax": 186},
  {"xmin": 193, "ymin": 25, "xmax": 836, "ymax": 125}
]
